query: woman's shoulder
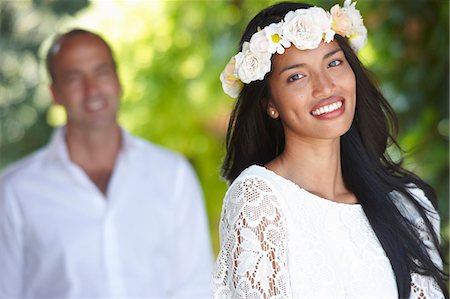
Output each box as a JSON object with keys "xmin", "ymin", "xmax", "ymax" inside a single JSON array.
[
  {"xmin": 233, "ymin": 164, "xmax": 276, "ymax": 181},
  {"xmin": 391, "ymin": 184, "xmax": 439, "ymax": 221},
  {"xmin": 227, "ymin": 164, "xmax": 277, "ymax": 189},
  {"xmin": 215, "ymin": 167, "xmax": 292, "ymax": 299},
  {"xmin": 222, "ymin": 165, "xmax": 286, "ymax": 221},
  {"xmin": 390, "ymin": 184, "xmax": 441, "ymax": 242},
  {"xmin": 225, "ymin": 165, "xmax": 283, "ymax": 200}
]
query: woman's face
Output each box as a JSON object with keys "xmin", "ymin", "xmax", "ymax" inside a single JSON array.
[{"xmin": 268, "ymin": 40, "xmax": 356, "ymax": 142}]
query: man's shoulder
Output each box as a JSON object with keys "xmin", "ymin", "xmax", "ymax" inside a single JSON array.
[
  {"xmin": 128, "ymin": 134, "xmax": 189, "ymax": 168},
  {"xmin": 0, "ymin": 147, "xmax": 48, "ymax": 185}
]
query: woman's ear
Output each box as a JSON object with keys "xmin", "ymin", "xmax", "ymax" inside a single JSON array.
[{"xmin": 266, "ymin": 101, "xmax": 279, "ymax": 119}]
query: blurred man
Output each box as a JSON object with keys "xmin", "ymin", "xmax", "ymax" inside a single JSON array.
[{"xmin": 0, "ymin": 29, "xmax": 213, "ymax": 298}]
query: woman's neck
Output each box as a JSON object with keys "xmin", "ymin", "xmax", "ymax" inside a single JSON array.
[{"xmin": 266, "ymin": 136, "xmax": 358, "ymax": 204}]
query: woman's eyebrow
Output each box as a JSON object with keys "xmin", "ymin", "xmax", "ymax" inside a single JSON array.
[
  {"xmin": 279, "ymin": 63, "xmax": 305, "ymax": 75},
  {"xmin": 323, "ymin": 48, "xmax": 342, "ymax": 59},
  {"xmin": 279, "ymin": 48, "xmax": 343, "ymax": 75}
]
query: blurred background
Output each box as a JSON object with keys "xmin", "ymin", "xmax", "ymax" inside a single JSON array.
[{"xmin": 0, "ymin": 0, "xmax": 448, "ymax": 261}]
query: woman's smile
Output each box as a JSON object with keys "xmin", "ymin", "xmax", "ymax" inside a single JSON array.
[
  {"xmin": 268, "ymin": 42, "xmax": 356, "ymax": 140},
  {"xmin": 310, "ymin": 97, "xmax": 345, "ymax": 119}
]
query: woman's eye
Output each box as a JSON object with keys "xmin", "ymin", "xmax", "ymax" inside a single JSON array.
[
  {"xmin": 288, "ymin": 73, "xmax": 304, "ymax": 82},
  {"xmin": 329, "ymin": 60, "xmax": 342, "ymax": 67}
]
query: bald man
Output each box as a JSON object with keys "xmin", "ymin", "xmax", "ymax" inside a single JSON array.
[{"xmin": 0, "ymin": 29, "xmax": 213, "ymax": 298}]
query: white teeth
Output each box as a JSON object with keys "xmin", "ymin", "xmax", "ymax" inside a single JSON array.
[
  {"xmin": 86, "ymin": 100, "xmax": 103, "ymax": 111},
  {"xmin": 312, "ymin": 100, "xmax": 342, "ymax": 116}
]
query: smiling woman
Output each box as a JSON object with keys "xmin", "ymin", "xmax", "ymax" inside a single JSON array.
[
  {"xmin": 213, "ymin": 1, "xmax": 448, "ymax": 298},
  {"xmin": 267, "ymin": 42, "xmax": 356, "ymax": 141}
]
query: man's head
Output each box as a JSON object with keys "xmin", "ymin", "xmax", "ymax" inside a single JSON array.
[
  {"xmin": 46, "ymin": 29, "xmax": 118, "ymax": 82},
  {"xmin": 47, "ymin": 29, "xmax": 121, "ymax": 131}
]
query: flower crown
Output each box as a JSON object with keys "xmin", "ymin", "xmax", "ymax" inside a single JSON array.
[{"xmin": 220, "ymin": 0, "xmax": 367, "ymax": 98}]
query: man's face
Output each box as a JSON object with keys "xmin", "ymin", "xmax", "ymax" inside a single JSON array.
[{"xmin": 50, "ymin": 34, "xmax": 121, "ymax": 131}]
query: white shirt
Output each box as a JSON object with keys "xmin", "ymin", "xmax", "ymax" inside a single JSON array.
[
  {"xmin": 0, "ymin": 127, "xmax": 213, "ymax": 298},
  {"xmin": 213, "ymin": 165, "xmax": 444, "ymax": 299}
]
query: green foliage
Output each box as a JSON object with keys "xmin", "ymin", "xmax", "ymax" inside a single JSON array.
[
  {"xmin": 0, "ymin": 0, "xmax": 448, "ymax": 258},
  {"xmin": 362, "ymin": 0, "xmax": 449, "ymax": 262},
  {"xmin": 0, "ymin": 0, "xmax": 89, "ymax": 166}
]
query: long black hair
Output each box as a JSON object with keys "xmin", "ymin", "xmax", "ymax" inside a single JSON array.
[{"xmin": 221, "ymin": 2, "xmax": 448, "ymax": 297}]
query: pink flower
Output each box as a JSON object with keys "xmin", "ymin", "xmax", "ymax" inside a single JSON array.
[
  {"xmin": 220, "ymin": 57, "xmax": 243, "ymax": 98},
  {"xmin": 330, "ymin": 4, "xmax": 353, "ymax": 37}
]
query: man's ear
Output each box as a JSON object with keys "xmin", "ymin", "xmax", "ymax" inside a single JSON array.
[{"xmin": 50, "ymin": 83, "xmax": 62, "ymax": 105}]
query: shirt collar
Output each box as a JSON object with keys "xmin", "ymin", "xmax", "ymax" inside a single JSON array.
[
  {"xmin": 46, "ymin": 126, "xmax": 70, "ymax": 164},
  {"xmin": 45, "ymin": 126, "xmax": 140, "ymax": 165}
]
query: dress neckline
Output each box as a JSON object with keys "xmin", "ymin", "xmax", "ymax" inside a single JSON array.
[{"xmin": 250, "ymin": 165, "xmax": 363, "ymax": 209}]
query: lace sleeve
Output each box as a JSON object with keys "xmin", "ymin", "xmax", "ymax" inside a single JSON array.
[
  {"xmin": 213, "ymin": 175, "xmax": 291, "ymax": 299},
  {"xmin": 393, "ymin": 187, "xmax": 445, "ymax": 299}
]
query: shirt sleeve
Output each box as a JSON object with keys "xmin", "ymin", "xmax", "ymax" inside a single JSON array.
[
  {"xmin": 167, "ymin": 158, "xmax": 213, "ymax": 298},
  {"xmin": 213, "ymin": 175, "xmax": 291, "ymax": 299},
  {"xmin": 0, "ymin": 175, "xmax": 24, "ymax": 297},
  {"xmin": 408, "ymin": 188, "xmax": 445, "ymax": 299},
  {"xmin": 393, "ymin": 187, "xmax": 445, "ymax": 299}
]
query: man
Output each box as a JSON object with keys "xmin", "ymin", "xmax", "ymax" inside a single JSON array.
[{"xmin": 0, "ymin": 29, "xmax": 213, "ymax": 298}]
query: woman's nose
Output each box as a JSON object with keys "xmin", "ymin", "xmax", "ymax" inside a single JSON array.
[{"xmin": 311, "ymin": 72, "xmax": 335, "ymax": 99}]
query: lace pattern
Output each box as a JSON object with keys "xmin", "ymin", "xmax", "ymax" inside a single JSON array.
[
  {"xmin": 213, "ymin": 167, "xmax": 445, "ymax": 298},
  {"xmin": 213, "ymin": 176, "xmax": 290, "ymax": 299},
  {"xmin": 392, "ymin": 187, "xmax": 445, "ymax": 299},
  {"xmin": 411, "ymin": 273, "xmax": 444, "ymax": 299}
]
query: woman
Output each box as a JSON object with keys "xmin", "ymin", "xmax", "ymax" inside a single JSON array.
[{"xmin": 213, "ymin": 1, "xmax": 448, "ymax": 298}]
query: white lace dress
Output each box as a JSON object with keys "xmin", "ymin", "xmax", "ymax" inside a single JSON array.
[{"xmin": 213, "ymin": 165, "xmax": 444, "ymax": 299}]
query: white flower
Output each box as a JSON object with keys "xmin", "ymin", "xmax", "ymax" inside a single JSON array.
[
  {"xmin": 348, "ymin": 27, "xmax": 367, "ymax": 52},
  {"xmin": 308, "ymin": 7, "xmax": 335, "ymax": 43},
  {"xmin": 330, "ymin": 1, "xmax": 367, "ymax": 51},
  {"xmin": 263, "ymin": 22, "xmax": 291, "ymax": 54},
  {"xmin": 234, "ymin": 42, "xmax": 271, "ymax": 84},
  {"xmin": 309, "ymin": 7, "xmax": 334, "ymax": 36},
  {"xmin": 219, "ymin": 2, "xmax": 368, "ymax": 97},
  {"xmin": 337, "ymin": 2, "xmax": 366, "ymax": 35},
  {"xmin": 249, "ymin": 29, "xmax": 272, "ymax": 58},
  {"xmin": 282, "ymin": 8, "xmax": 328, "ymax": 50},
  {"xmin": 220, "ymin": 56, "xmax": 243, "ymax": 98},
  {"xmin": 344, "ymin": 1, "xmax": 367, "ymax": 51},
  {"xmin": 344, "ymin": 0, "xmax": 365, "ymax": 31},
  {"xmin": 324, "ymin": 28, "xmax": 336, "ymax": 43}
]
